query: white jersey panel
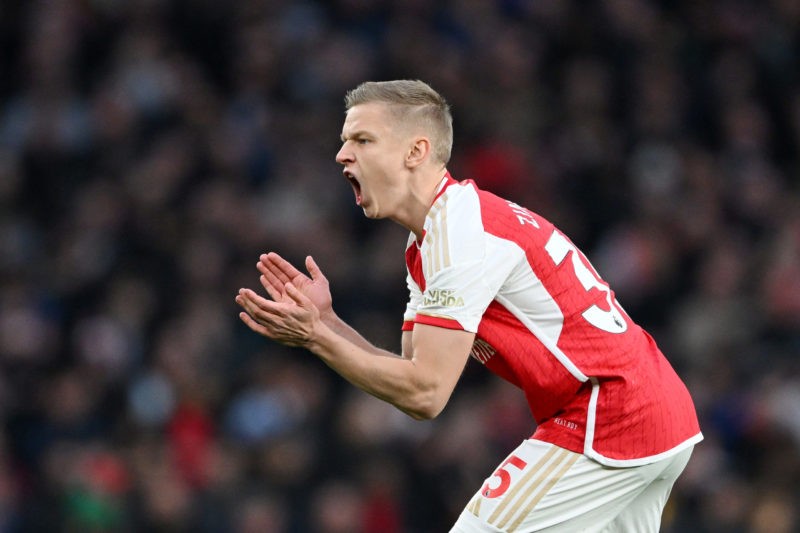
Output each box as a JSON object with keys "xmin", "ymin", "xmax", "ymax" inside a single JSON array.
[{"xmin": 498, "ymin": 242, "xmax": 565, "ymax": 344}]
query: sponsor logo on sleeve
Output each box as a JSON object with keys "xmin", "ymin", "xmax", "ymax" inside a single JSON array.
[{"xmin": 422, "ymin": 288, "xmax": 464, "ymax": 308}]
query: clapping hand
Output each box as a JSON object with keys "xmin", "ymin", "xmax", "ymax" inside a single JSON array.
[{"xmin": 235, "ymin": 253, "xmax": 333, "ymax": 347}]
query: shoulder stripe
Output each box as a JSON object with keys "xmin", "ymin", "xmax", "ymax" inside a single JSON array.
[
  {"xmin": 440, "ymin": 200, "xmax": 451, "ymax": 268},
  {"xmin": 424, "ymin": 233, "xmax": 434, "ymax": 279},
  {"xmin": 423, "ymin": 198, "xmax": 453, "ymax": 278}
]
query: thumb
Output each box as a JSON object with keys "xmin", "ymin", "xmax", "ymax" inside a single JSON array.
[
  {"xmin": 286, "ymin": 282, "xmax": 312, "ymax": 306},
  {"xmin": 306, "ymin": 255, "xmax": 326, "ymax": 282}
]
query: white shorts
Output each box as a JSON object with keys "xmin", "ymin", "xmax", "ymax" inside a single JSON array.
[{"xmin": 451, "ymin": 439, "xmax": 693, "ymax": 533}]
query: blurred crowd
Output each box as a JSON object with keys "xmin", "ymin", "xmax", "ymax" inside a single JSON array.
[{"xmin": 0, "ymin": 0, "xmax": 798, "ymax": 531}]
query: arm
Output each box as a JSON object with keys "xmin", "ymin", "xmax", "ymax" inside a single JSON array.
[
  {"xmin": 236, "ymin": 281, "xmax": 474, "ymax": 420},
  {"xmin": 309, "ymin": 322, "xmax": 475, "ymax": 420}
]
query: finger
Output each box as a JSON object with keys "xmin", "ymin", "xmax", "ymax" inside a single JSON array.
[
  {"xmin": 262, "ymin": 257, "xmax": 293, "ymax": 286},
  {"xmin": 258, "ymin": 268, "xmax": 284, "ymax": 300},
  {"xmin": 238, "ymin": 311, "xmax": 276, "ymax": 338},
  {"xmin": 237, "ymin": 289, "xmax": 284, "ymax": 320},
  {"xmin": 239, "ymin": 299, "xmax": 293, "ymax": 338},
  {"xmin": 256, "ymin": 261, "xmax": 279, "ymax": 291},
  {"xmin": 241, "ymin": 287, "xmax": 271, "ymax": 306},
  {"xmin": 305, "ymin": 255, "xmax": 327, "ymax": 283},
  {"xmin": 285, "ymin": 282, "xmax": 312, "ymax": 307},
  {"xmin": 262, "ymin": 264, "xmax": 288, "ymax": 294},
  {"xmin": 256, "ymin": 254, "xmax": 290, "ymax": 288},
  {"xmin": 262, "ymin": 252, "xmax": 305, "ymax": 284},
  {"xmin": 235, "ymin": 292, "xmax": 264, "ymax": 321}
]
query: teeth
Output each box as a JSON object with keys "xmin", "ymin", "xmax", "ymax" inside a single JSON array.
[{"xmin": 344, "ymin": 171, "xmax": 359, "ymax": 186}]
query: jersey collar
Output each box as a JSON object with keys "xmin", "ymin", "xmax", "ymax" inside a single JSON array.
[{"xmin": 431, "ymin": 171, "xmax": 457, "ymax": 206}]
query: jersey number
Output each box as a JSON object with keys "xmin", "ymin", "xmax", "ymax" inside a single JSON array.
[
  {"xmin": 545, "ymin": 230, "xmax": 628, "ymax": 334},
  {"xmin": 481, "ymin": 455, "xmax": 527, "ymax": 498}
]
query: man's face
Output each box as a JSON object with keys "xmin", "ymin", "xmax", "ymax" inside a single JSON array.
[{"xmin": 336, "ymin": 102, "xmax": 409, "ymax": 219}]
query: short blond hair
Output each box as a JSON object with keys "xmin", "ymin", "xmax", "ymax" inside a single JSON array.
[{"xmin": 344, "ymin": 80, "xmax": 453, "ymax": 165}]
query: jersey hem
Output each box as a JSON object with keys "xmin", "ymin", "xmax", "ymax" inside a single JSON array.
[
  {"xmin": 584, "ymin": 432, "xmax": 704, "ymax": 467},
  {"xmin": 581, "ymin": 376, "xmax": 703, "ymax": 467},
  {"xmin": 530, "ymin": 433, "xmax": 703, "ymax": 467}
]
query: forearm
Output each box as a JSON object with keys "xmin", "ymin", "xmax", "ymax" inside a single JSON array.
[
  {"xmin": 320, "ymin": 310, "xmax": 401, "ymax": 358},
  {"xmin": 307, "ymin": 321, "xmax": 440, "ymax": 419},
  {"xmin": 235, "ymin": 283, "xmax": 458, "ymax": 420}
]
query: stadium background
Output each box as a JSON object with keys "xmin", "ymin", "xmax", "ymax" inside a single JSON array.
[{"xmin": 0, "ymin": 0, "xmax": 798, "ymax": 531}]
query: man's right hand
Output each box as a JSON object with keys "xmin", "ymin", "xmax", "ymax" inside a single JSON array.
[{"xmin": 258, "ymin": 253, "xmax": 334, "ymax": 320}]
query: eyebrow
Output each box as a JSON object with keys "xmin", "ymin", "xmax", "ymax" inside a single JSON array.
[{"xmin": 340, "ymin": 130, "xmax": 372, "ymax": 142}]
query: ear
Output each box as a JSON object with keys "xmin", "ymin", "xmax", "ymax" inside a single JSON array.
[{"xmin": 405, "ymin": 136, "xmax": 431, "ymax": 169}]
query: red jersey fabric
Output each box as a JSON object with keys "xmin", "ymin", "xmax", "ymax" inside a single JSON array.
[{"xmin": 403, "ymin": 174, "xmax": 702, "ymax": 466}]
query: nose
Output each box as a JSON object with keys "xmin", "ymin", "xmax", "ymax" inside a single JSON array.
[{"xmin": 336, "ymin": 142, "xmax": 353, "ymax": 165}]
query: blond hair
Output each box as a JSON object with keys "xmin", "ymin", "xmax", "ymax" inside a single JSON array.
[{"xmin": 344, "ymin": 80, "xmax": 453, "ymax": 165}]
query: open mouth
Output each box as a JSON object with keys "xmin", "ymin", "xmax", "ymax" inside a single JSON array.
[{"xmin": 344, "ymin": 170, "xmax": 362, "ymax": 205}]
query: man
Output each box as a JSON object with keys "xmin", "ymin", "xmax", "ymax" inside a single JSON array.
[{"xmin": 235, "ymin": 80, "xmax": 702, "ymax": 532}]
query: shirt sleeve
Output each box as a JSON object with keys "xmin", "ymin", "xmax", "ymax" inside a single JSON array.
[{"xmin": 413, "ymin": 184, "xmax": 522, "ymax": 333}]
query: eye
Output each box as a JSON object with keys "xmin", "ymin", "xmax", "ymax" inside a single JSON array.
[{"xmin": 357, "ymin": 138, "xmax": 370, "ymax": 145}]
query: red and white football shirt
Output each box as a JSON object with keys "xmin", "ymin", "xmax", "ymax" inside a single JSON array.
[{"xmin": 403, "ymin": 174, "xmax": 702, "ymax": 466}]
